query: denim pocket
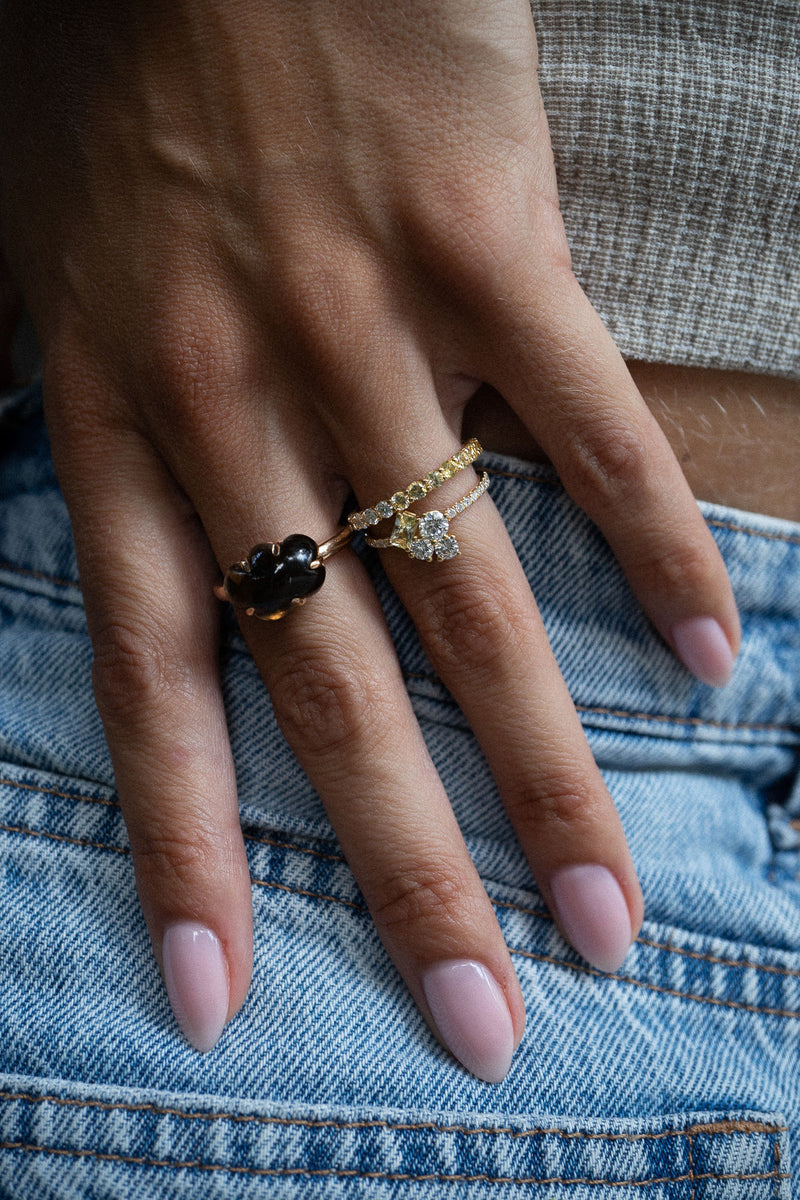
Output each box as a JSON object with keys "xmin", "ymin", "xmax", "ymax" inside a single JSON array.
[
  {"xmin": 0, "ymin": 765, "xmax": 798, "ymax": 1199},
  {"xmin": 0, "ymin": 1074, "xmax": 790, "ymax": 1199}
]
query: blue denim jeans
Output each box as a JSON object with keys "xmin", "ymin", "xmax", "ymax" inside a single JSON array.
[{"xmin": 1, "ymin": 382, "xmax": 798, "ymax": 1197}]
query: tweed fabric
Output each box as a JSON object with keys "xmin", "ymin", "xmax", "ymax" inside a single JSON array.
[{"xmin": 533, "ymin": 0, "xmax": 800, "ymax": 379}]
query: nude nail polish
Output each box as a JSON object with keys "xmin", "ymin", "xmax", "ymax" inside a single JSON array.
[
  {"xmin": 422, "ymin": 959, "xmax": 515, "ymax": 1083},
  {"xmin": 671, "ymin": 616, "xmax": 735, "ymax": 688},
  {"xmin": 549, "ymin": 864, "xmax": 633, "ymax": 973},
  {"xmin": 162, "ymin": 922, "xmax": 229, "ymax": 1053}
]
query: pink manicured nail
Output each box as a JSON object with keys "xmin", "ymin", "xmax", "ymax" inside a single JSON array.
[
  {"xmin": 422, "ymin": 959, "xmax": 514, "ymax": 1083},
  {"xmin": 671, "ymin": 616, "xmax": 735, "ymax": 688},
  {"xmin": 550, "ymin": 864, "xmax": 633, "ymax": 973},
  {"xmin": 162, "ymin": 923, "xmax": 229, "ymax": 1053}
]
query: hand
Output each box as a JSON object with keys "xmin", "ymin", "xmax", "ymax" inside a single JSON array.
[{"xmin": 0, "ymin": 0, "xmax": 739, "ymax": 1080}]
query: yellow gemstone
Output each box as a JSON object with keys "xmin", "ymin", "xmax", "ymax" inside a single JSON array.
[
  {"xmin": 391, "ymin": 491, "xmax": 409, "ymax": 510},
  {"xmin": 408, "ymin": 481, "xmax": 426, "ymax": 501},
  {"xmin": 389, "ymin": 511, "xmax": 419, "ymax": 551}
]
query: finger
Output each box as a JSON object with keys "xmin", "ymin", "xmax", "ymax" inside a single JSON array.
[
  {"xmin": 46, "ymin": 365, "xmax": 253, "ymax": 1054},
  {"xmin": 252, "ymin": 558, "xmax": 524, "ymax": 1083},
  {"xmin": 483, "ymin": 262, "xmax": 740, "ymax": 687},
  {"xmin": 170, "ymin": 412, "xmax": 526, "ymax": 1083},
  {"xmin": 343, "ymin": 421, "xmax": 643, "ymax": 976}
]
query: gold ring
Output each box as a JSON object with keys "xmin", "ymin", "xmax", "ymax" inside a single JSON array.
[
  {"xmin": 365, "ymin": 471, "xmax": 490, "ymax": 561},
  {"xmin": 347, "ymin": 438, "xmax": 482, "ymax": 531}
]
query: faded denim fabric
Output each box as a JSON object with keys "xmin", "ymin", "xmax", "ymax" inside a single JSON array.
[{"xmin": 0, "ymin": 382, "xmax": 797, "ymax": 1198}]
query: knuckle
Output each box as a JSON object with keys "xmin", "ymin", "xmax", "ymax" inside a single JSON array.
[
  {"xmin": 269, "ymin": 648, "xmax": 383, "ymax": 760},
  {"xmin": 635, "ymin": 536, "xmax": 714, "ymax": 597},
  {"xmin": 416, "ymin": 571, "xmax": 528, "ymax": 677},
  {"xmin": 271, "ymin": 238, "xmax": 386, "ymax": 378},
  {"xmin": 150, "ymin": 308, "xmax": 243, "ymax": 431},
  {"xmin": 398, "ymin": 169, "xmax": 571, "ymax": 293},
  {"xmin": 505, "ymin": 773, "xmax": 603, "ymax": 841},
  {"xmin": 132, "ymin": 820, "xmax": 221, "ymax": 897},
  {"xmin": 562, "ymin": 416, "xmax": 650, "ymax": 510},
  {"xmin": 371, "ymin": 863, "xmax": 470, "ymax": 937},
  {"xmin": 91, "ymin": 617, "xmax": 184, "ymax": 727}
]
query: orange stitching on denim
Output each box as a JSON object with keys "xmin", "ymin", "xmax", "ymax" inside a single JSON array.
[
  {"xmin": 0, "ymin": 1093, "xmax": 786, "ymax": 1142},
  {"xmin": 509, "ymin": 946, "xmax": 800, "ymax": 1020},
  {"xmin": 4, "ymin": 809, "xmax": 800, "ymax": 986},
  {"xmin": 706, "ymin": 516, "xmax": 800, "ymax": 547},
  {"xmin": 0, "ymin": 822, "xmax": 128, "ymax": 856},
  {"xmin": 634, "ymin": 934, "xmax": 800, "ymax": 978},
  {"xmin": 251, "ymin": 876, "xmax": 364, "ymax": 912},
  {"xmin": 0, "ymin": 561, "xmax": 78, "ymax": 590},
  {"xmin": 494, "ymin": 897, "xmax": 800, "ymax": 980},
  {"xmin": 772, "ymin": 1137, "xmax": 786, "ymax": 1195},
  {"xmin": 687, "ymin": 1130, "xmax": 695, "ymax": 1200},
  {"xmin": 0, "ymin": 1142, "xmax": 789, "ymax": 1186},
  {"xmin": 403, "ymin": 670, "xmax": 799, "ymax": 735},
  {"xmin": 244, "ymin": 831, "xmax": 344, "ymax": 863},
  {"xmin": 0, "ymin": 778, "xmax": 115, "ymax": 808}
]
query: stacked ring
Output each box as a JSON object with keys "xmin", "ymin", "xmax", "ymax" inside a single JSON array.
[
  {"xmin": 365, "ymin": 471, "xmax": 490, "ymax": 561},
  {"xmin": 347, "ymin": 438, "xmax": 482, "ymax": 530},
  {"xmin": 215, "ymin": 439, "xmax": 489, "ymax": 620}
]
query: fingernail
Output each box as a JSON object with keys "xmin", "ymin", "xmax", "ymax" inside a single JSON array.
[
  {"xmin": 162, "ymin": 923, "xmax": 229, "ymax": 1053},
  {"xmin": 422, "ymin": 959, "xmax": 514, "ymax": 1083},
  {"xmin": 671, "ymin": 616, "xmax": 735, "ymax": 688},
  {"xmin": 549, "ymin": 864, "xmax": 633, "ymax": 973}
]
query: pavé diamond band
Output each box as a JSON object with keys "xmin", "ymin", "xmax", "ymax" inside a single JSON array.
[
  {"xmin": 347, "ymin": 438, "xmax": 482, "ymax": 532},
  {"xmin": 365, "ymin": 471, "xmax": 490, "ymax": 562}
]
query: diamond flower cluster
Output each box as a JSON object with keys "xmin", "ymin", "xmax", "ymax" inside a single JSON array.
[{"xmin": 363, "ymin": 471, "xmax": 490, "ymax": 562}]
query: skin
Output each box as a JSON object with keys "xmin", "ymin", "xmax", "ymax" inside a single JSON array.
[
  {"xmin": 0, "ymin": 0, "xmax": 741, "ymax": 1057},
  {"xmin": 472, "ymin": 365, "xmax": 800, "ymax": 523}
]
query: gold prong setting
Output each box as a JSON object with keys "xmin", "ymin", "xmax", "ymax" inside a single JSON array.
[{"xmin": 365, "ymin": 471, "xmax": 490, "ymax": 561}]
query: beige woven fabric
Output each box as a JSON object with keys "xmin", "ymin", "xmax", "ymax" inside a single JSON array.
[{"xmin": 533, "ymin": 0, "xmax": 800, "ymax": 379}]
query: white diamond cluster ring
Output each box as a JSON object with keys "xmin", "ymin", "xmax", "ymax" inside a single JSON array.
[{"xmin": 348, "ymin": 441, "xmax": 490, "ymax": 562}]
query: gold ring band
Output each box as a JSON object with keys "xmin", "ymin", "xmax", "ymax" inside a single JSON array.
[
  {"xmin": 215, "ymin": 440, "xmax": 486, "ymax": 620},
  {"xmin": 347, "ymin": 438, "xmax": 482, "ymax": 531}
]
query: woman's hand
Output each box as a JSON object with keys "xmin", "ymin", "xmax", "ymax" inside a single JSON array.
[{"xmin": 0, "ymin": 0, "xmax": 738, "ymax": 1080}]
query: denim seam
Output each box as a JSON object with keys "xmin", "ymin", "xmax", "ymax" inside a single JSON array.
[
  {"xmin": 0, "ymin": 1143, "xmax": 789, "ymax": 1187},
  {"xmin": 404, "ymin": 673, "xmax": 800, "ymax": 736},
  {"xmin": 0, "ymin": 561, "xmax": 79, "ymax": 591},
  {"xmin": 2, "ymin": 820, "xmax": 799, "ymax": 1018},
  {"xmin": 0, "ymin": 1094, "xmax": 785, "ymax": 1141},
  {"xmin": 3, "ymin": 799, "xmax": 800, "ymax": 983},
  {"xmin": 0, "ymin": 778, "xmax": 116, "ymax": 808},
  {"xmin": 506, "ymin": 944, "xmax": 800, "ymax": 1020},
  {"xmin": 483, "ymin": 468, "xmax": 800, "ymax": 548}
]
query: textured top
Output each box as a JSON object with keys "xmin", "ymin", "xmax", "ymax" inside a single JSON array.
[{"xmin": 533, "ymin": 0, "xmax": 800, "ymax": 379}]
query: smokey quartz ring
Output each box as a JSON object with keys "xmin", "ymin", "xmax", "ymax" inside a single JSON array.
[{"xmin": 214, "ymin": 527, "xmax": 354, "ymax": 620}]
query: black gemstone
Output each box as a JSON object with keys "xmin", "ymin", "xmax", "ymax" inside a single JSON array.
[{"xmin": 224, "ymin": 534, "xmax": 325, "ymax": 618}]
